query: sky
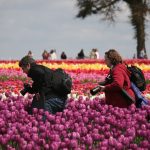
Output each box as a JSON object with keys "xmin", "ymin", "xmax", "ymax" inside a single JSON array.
[{"xmin": 0, "ymin": 0, "xmax": 150, "ymax": 60}]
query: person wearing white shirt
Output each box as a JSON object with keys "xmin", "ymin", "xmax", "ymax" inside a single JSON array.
[{"xmin": 95, "ymin": 49, "xmax": 100, "ymax": 59}]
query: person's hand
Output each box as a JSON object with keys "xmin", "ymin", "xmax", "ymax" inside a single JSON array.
[
  {"xmin": 20, "ymin": 83, "xmax": 31, "ymax": 96},
  {"xmin": 99, "ymin": 85, "xmax": 105, "ymax": 92},
  {"xmin": 24, "ymin": 83, "xmax": 30, "ymax": 89}
]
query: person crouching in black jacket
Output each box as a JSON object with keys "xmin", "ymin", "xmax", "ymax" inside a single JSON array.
[{"xmin": 19, "ymin": 55, "xmax": 67, "ymax": 115}]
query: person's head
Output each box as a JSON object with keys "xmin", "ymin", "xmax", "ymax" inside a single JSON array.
[
  {"xmin": 19, "ymin": 55, "xmax": 36, "ymax": 74},
  {"xmin": 95, "ymin": 48, "xmax": 98, "ymax": 52},
  {"xmin": 28, "ymin": 50, "xmax": 32, "ymax": 54},
  {"xmin": 50, "ymin": 50, "xmax": 54, "ymax": 54},
  {"xmin": 44, "ymin": 50, "xmax": 47, "ymax": 53},
  {"xmin": 105, "ymin": 49, "xmax": 122, "ymax": 68}
]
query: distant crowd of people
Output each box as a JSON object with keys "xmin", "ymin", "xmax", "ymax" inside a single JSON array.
[
  {"xmin": 27, "ymin": 49, "xmax": 66, "ymax": 60},
  {"xmin": 76, "ymin": 48, "xmax": 100, "ymax": 59},
  {"xmin": 42, "ymin": 49, "xmax": 58, "ymax": 60},
  {"xmin": 27, "ymin": 48, "xmax": 100, "ymax": 60}
]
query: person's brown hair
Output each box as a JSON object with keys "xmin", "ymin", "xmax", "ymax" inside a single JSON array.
[{"xmin": 105, "ymin": 49, "xmax": 123, "ymax": 65}]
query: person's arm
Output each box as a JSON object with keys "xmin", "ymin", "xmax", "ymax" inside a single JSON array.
[
  {"xmin": 99, "ymin": 71, "xmax": 113, "ymax": 86},
  {"xmin": 105, "ymin": 68, "xmax": 124, "ymax": 91},
  {"xmin": 99, "ymin": 81, "xmax": 107, "ymax": 86},
  {"xmin": 27, "ymin": 67, "xmax": 45, "ymax": 94},
  {"xmin": 100, "ymin": 67, "xmax": 124, "ymax": 92}
]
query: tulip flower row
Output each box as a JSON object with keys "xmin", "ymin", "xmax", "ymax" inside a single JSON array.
[{"xmin": 0, "ymin": 59, "xmax": 150, "ymax": 72}]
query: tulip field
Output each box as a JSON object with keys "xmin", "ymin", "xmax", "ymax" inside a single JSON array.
[{"xmin": 0, "ymin": 59, "xmax": 150, "ymax": 150}]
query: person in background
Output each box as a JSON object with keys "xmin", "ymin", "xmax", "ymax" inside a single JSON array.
[
  {"xmin": 42, "ymin": 50, "xmax": 49, "ymax": 60},
  {"xmin": 19, "ymin": 56, "xmax": 68, "ymax": 115},
  {"xmin": 89, "ymin": 48, "xmax": 99, "ymax": 59},
  {"xmin": 89, "ymin": 49, "xmax": 96, "ymax": 59},
  {"xmin": 61, "ymin": 51, "xmax": 67, "ymax": 59},
  {"xmin": 98, "ymin": 49, "xmax": 135, "ymax": 108},
  {"xmin": 77, "ymin": 49, "xmax": 85, "ymax": 59},
  {"xmin": 50, "ymin": 49, "xmax": 57, "ymax": 60},
  {"xmin": 133, "ymin": 53, "xmax": 136, "ymax": 59},
  {"xmin": 139, "ymin": 48, "xmax": 148, "ymax": 59},
  {"xmin": 27, "ymin": 50, "xmax": 33, "ymax": 58},
  {"xmin": 95, "ymin": 49, "xmax": 100, "ymax": 59}
]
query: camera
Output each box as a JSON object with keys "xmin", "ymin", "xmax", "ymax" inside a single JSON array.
[
  {"xmin": 20, "ymin": 83, "xmax": 30, "ymax": 96},
  {"xmin": 90, "ymin": 86, "xmax": 101, "ymax": 95}
]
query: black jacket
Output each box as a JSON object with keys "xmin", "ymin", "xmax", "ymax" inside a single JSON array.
[{"xmin": 26, "ymin": 64, "xmax": 67, "ymax": 100}]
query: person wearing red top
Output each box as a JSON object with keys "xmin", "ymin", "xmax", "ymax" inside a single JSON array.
[{"xmin": 99, "ymin": 49, "xmax": 135, "ymax": 108}]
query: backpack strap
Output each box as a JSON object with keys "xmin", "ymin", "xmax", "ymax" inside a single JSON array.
[{"xmin": 121, "ymin": 89, "xmax": 135, "ymax": 105}]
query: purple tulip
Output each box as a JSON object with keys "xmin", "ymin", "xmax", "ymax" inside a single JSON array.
[
  {"xmin": 83, "ymin": 117, "xmax": 88, "ymax": 123},
  {"xmin": 85, "ymin": 134, "xmax": 93, "ymax": 145},
  {"xmin": 32, "ymin": 108, "xmax": 38, "ymax": 114},
  {"xmin": 69, "ymin": 139, "xmax": 78, "ymax": 148},
  {"xmin": 71, "ymin": 132, "xmax": 80, "ymax": 139},
  {"xmin": 38, "ymin": 109, "xmax": 44, "ymax": 115},
  {"xmin": 32, "ymin": 126, "xmax": 38, "ymax": 133},
  {"xmin": 129, "ymin": 143, "xmax": 138, "ymax": 149},
  {"xmin": 100, "ymin": 146, "xmax": 107, "ymax": 150},
  {"xmin": 100, "ymin": 139, "xmax": 108, "ymax": 147},
  {"xmin": 23, "ymin": 132, "xmax": 30, "ymax": 141},
  {"xmin": 63, "ymin": 138, "xmax": 70, "ymax": 146},
  {"xmin": 61, "ymin": 118, "xmax": 66, "ymax": 124},
  {"xmin": 44, "ymin": 144, "xmax": 49, "ymax": 149},
  {"xmin": 92, "ymin": 133, "xmax": 100, "ymax": 140},
  {"xmin": 50, "ymin": 142, "xmax": 60, "ymax": 150},
  {"xmin": 141, "ymin": 124, "xmax": 146, "ymax": 130},
  {"xmin": 26, "ymin": 143, "xmax": 33, "ymax": 150},
  {"xmin": 114, "ymin": 142, "xmax": 123, "ymax": 149},
  {"xmin": 32, "ymin": 133, "xmax": 39, "ymax": 141},
  {"xmin": 140, "ymin": 140, "xmax": 149, "ymax": 148},
  {"xmin": 38, "ymin": 138, "xmax": 46, "ymax": 145}
]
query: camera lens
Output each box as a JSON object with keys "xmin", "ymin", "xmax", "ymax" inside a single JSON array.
[{"xmin": 90, "ymin": 86, "xmax": 101, "ymax": 95}]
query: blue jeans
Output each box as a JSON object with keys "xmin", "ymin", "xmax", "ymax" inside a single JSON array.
[{"xmin": 44, "ymin": 97, "xmax": 67, "ymax": 114}]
